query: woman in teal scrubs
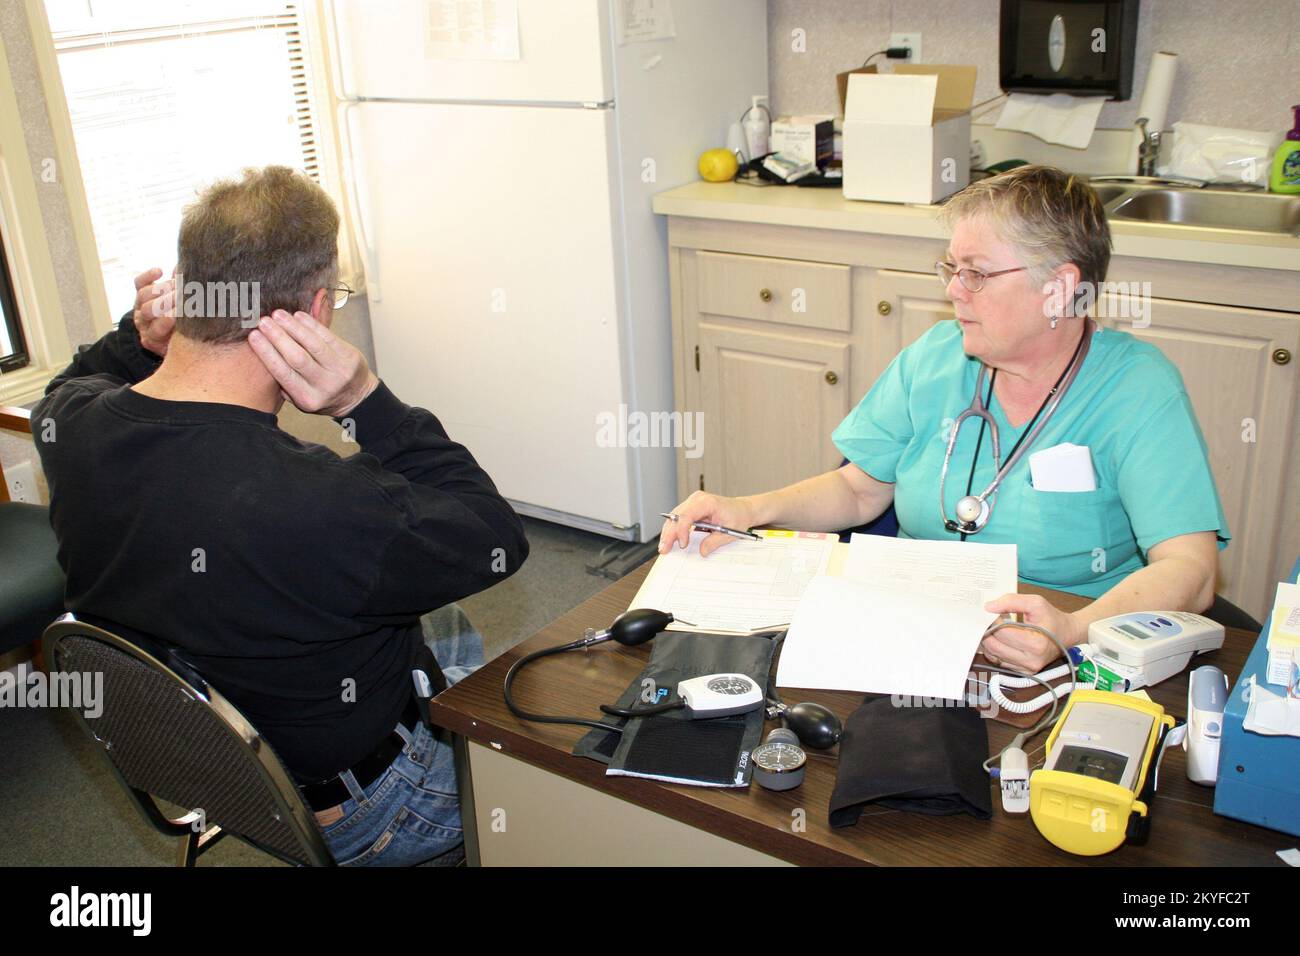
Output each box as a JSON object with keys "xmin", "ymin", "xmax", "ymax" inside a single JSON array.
[{"xmin": 658, "ymin": 165, "xmax": 1228, "ymax": 674}]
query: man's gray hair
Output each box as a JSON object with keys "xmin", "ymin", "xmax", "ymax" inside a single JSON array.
[{"xmin": 175, "ymin": 166, "xmax": 339, "ymax": 344}]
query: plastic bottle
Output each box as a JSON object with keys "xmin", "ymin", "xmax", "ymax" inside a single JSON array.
[
  {"xmin": 1269, "ymin": 105, "xmax": 1300, "ymax": 194},
  {"xmin": 742, "ymin": 95, "xmax": 770, "ymax": 162}
]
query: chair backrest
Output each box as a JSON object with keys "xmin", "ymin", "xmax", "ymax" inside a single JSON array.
[{"xmin": 42, "ymin": 613, "xmax": 333, "ymax": 866}]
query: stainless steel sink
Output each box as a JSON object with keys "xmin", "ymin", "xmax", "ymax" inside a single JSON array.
[
  {"xmin": 1083, "ymin": 178, "xmax": 1300, "ymax": 237},
  {"xmin": 1090, "ymin": 185, "xmax": 1130, "ymax": 205},
  {"xmin": 1109, "ymin": 189, "xmax": 1300, "ymax": 235}
]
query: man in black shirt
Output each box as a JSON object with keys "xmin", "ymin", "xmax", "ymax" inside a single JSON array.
[{"xmin": 34, "ymin": 166, "xmax": 528, "ymax": 865}]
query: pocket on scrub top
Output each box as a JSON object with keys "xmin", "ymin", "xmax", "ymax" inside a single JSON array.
[{"xmin": 1017, "ymin": 478, "xmax": 1132, "ymax": 586}]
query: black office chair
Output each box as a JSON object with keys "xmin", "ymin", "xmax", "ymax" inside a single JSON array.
[
  {"xmin": 42, "ymin": 614, "xmax": 335, "ymax": 866},
  {"xmin": 0, "ymin": 406, "xmax": 65, "ymax": 661}
]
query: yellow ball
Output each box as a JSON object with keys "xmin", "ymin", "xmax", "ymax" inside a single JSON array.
[{"xmin": 698, "ymin": 148, "xmax": 739, "ymax": 183}]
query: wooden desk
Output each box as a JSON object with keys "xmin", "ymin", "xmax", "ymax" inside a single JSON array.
[{"xmin": 429, "ymin": 563, "xmax": 1286, "ymax": 866}]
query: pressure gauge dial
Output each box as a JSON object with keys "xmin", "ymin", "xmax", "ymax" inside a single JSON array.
[{"xmin": 752, "ymin": 728, "xmax": 807, "ymax": 791}]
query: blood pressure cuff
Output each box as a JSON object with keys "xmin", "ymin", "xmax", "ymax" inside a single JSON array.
[
  {"xmin": 573, "ymin": 632, "xmax": 775, "ymax": 787},
  {"xmin": 829, "ymin": 693, "xmax": 993, "ymax": 825}
]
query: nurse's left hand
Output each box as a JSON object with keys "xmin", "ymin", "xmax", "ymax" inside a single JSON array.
[{"xmin": 980, "ymin": 593, "xmax": 1083, "ymax": 674}]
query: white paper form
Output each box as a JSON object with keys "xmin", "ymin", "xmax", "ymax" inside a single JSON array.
[
  {"xmin": 776, "ymin": 536, "xmax": 1018, "ymax": 699},
  {"xmin": 615, "ymin": 0, "xmax": 676, "ymax": 45},
  {"xmin": 627, "ymin": 530, "xmax": 835, "ymax": 634},
  {"xmin": 843, "ymin": 534, "xmax": 1017, "ymax": 607},
  {"xmin": 425, "ymin": 0, "xmax": 520, "ymax": 61}
]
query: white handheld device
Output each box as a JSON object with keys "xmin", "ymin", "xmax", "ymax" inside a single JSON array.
[{"xmin": 1185, "ymin": 665, "xmax": 1228, "ymax": 786}]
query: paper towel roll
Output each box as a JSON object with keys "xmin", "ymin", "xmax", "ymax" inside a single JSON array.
[{"xmin": 1129, "ymin": 51, "xmax": 1178, "ymax": 172}]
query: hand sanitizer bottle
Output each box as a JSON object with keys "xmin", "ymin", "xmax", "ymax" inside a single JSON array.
[{"xmin": 1269, "ymin": 105, "xmax": 1300, "ymax": 194}]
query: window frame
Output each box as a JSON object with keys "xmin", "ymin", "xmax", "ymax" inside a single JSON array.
[
  {"xmin": 0, "ymin": 7, "xmax": 76, "ymax": 407},
  {"xmin": 0, "ymin": 226, "xmax": 31, "ymax": 373}
]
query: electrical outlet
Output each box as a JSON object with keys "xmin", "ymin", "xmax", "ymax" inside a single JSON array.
[
  {"xmin": 5, "ymin": 461, "xmax": 37, "ymax": 503},
  {"xmin": 889, "ymin": 32, "xmax": 922, "ymax": 64}
]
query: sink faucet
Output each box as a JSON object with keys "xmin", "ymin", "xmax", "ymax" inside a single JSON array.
[{"xmin": 1136, "ymin": 116, "xmax": 1161, "ymax": 176}]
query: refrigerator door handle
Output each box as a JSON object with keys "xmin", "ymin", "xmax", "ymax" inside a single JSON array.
[
  {"xmin": 323, "ymin": 0, "xmax": 353, "ymax": 102},
  {"xmin": 337, "ymin": 100, "xmax": 381, "ymax": 302}
]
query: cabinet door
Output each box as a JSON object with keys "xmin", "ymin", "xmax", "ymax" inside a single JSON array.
[
  {"xmin": 1097, "ymin": 296, "xmax": 1300, "ymax": 620},
  {"xmin": 866, "ymin": 269, "xmax": 955, "ymax": 388},
  {"xmin": 696, "ymin": 323, "xmax": 851, "ymax": 498}
]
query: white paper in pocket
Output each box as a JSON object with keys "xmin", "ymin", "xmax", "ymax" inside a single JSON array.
[{"xmin": 1028, "ymin": 443, "xmax": 1097, "ymax": 492}]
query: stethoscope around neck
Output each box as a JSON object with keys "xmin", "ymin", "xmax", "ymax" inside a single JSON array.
[{"xmin": 939, "ymin": 320, "xmax": 1094, "ymax": 535}]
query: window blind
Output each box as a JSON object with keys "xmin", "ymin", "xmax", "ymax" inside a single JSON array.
[{"xmin": 45, "ymin": 0, "xmax": 322, "ymax": 319}]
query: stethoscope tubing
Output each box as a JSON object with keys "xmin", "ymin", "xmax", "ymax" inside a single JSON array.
[{"xmin": 939, "ymin": 319, "xmax": 1095, "ymax": 534}]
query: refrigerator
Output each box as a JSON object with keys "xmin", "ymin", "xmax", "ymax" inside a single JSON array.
[{"xmin": 326, "ymin": 0, "xmax": 768, "ymax": 541}]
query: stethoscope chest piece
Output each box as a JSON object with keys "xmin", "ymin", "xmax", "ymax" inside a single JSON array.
[{"xmin": 955, "ymin": 494, "xmax": 988, "ymax": 527}]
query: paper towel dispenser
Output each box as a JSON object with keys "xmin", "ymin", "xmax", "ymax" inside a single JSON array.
[{"xmin": 1000, "ymin": 0, "xmax": 1139, "ymax": 100}]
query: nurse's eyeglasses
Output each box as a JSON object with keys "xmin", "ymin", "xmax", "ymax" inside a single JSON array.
[
  {"xmin": 331, "ymin": 284, "xmax": 355, "ymax": 309},
  {"xmin": 935, "ymin": 261, "xmax": 1026, "ymax": 293}
]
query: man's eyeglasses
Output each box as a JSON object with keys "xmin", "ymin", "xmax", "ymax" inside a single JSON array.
[
  {"xmin": 332, "ymin": 284, "xmax": 355, "ymax": 309},
  {"xmin": 935, "ymin": 261, "xmax": 1026, "ymax": 293}
]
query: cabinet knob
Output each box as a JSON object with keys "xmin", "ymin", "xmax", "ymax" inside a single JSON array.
[
  {"xmin": 759, "ymin": 287, "xmax": 773, "ymax": 303},
  {"xmin": 1273, "ymin": 348, "xmax": 1292, "ymax": 366},
  {"xmin": 825, "ymin": 370, "xmax": 839, "ymax": 385},
  {"xmin": 877, "ymin": 300, "xmax": 892, "ymax": 315}
]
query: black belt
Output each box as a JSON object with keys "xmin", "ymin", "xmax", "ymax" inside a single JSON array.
[{"xmin": 301, "ymin": 696, "xmax": 423, "ymax": 812}]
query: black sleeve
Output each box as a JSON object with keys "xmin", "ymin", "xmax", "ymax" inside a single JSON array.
[
  {"xmin": 44, "ymin": 311, "xmax": 162, "ymax": 395},
  {"xmin": 340, "ymin": 382, "xmax": 530, "ymax": 615}
]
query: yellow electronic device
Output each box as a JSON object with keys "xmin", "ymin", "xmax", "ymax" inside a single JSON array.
[{"xmin": 1029, "ymin": 689, "xmax": 1176, "ymax": 856}]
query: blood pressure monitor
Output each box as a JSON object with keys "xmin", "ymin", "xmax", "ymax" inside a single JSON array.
[
  {"xmin": 676, "ymin": 674, "xmax": 764, "ymax": 718},
  {"xmin": 1084, "ymin": 611, "xmax": 1225, "ymax": 690}
]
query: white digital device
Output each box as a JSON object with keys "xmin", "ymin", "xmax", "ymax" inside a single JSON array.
[
  {"xmin": 1185, "ymin": 665, "xmax": 1228, "ymax": 786},
  {"xmin": 1043, "ymin": 696, "xmax": 1155, "ymax": 793},
  {"xmin": 1085, "ymin": 611, "xmax": 1225, "ymax": 690},
  {"xmin": 676, "ymin": 673, "xmax": 764, "ymax": 718}
]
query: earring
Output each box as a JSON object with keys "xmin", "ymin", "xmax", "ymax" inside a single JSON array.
[{"xmin": 1050, "ymin": 316, "xmax": 1059, "ymax": 330}]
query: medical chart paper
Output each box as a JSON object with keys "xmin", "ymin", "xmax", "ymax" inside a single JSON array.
[
  {"xmin": 777, "ymin": 536, "xmax": 1017, "ymax": 699},
  {"xmin": 843, "ymin": 534, "xmax": 1016, "ymax": 608},
  {"xmin": 627, "ymin": 530, "xmax": 835, "ymax": 634}
]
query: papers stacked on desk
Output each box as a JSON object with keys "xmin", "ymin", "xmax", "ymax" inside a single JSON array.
[
  {"xmin": 629, "ymin": 529, "xmax": 1017, "ymax": 701},
  {"xmin": 777, "ymin": 535, "xmax": 1017, "ymax": 701},
  {"xmin": 627, "ymin": 529, "xmax": 835, "ymax": 634}
]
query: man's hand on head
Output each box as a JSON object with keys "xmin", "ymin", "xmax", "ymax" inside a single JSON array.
[
  {"xmin": 248, "ymin": 309, "xmax": 379, "ymax": 418},
  {"xmin": 132, "ymin": 267, "xmax": 176, "ymax": 357}
]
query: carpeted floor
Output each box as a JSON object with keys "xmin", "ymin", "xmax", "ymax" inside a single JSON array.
[{"xmin": 0, "ymin": 516, "xmax": 644, "ymax": 866}]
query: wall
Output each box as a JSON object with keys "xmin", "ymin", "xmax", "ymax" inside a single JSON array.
[
  {"xmin": 0, "ymin": 1, "xmax": 95, "ymax": 496},
  {"xmin": 768, "ymin": 0, "xmax": 1300, "ymax": 134}
]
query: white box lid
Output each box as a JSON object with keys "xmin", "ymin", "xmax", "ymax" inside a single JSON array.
[{"xmin": 845, "ymin": 65, "xmax": 977, "ymax": 126}]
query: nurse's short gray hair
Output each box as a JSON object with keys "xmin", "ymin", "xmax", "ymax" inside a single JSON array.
[{"xmin": 939, "ymin": 165, "xmax": 1111, "ymax": 307}]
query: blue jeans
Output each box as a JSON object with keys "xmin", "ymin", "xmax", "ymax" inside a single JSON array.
[{"xmin": 320, "ymin": 604, "xmax": 484, "ymax": 866}]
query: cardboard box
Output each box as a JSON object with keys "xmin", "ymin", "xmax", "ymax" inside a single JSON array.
[
  {"xmin": 771, "ymin": 115, "xmax": 834, "ymax": 167},
  {"xmin": 835, "ymin": 65, "xmax": 877, "ymax": 115},
  {"xmin": 841, "ymin": 64, "xmax": 977, "ymax": 205}
]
